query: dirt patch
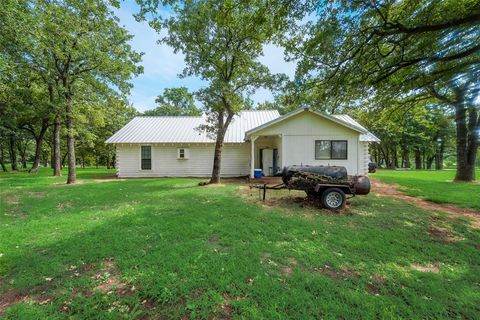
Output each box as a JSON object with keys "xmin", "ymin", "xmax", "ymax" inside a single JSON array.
[
  {"xmin": 0, "ymin": 284, "xmax": 53, "ymax": 315},
  {"xmin": 366, "ymin": 274, "xmax": 386, "ymax": 295},
  {"xmin": 214, "ymin": 292, "xmax": 246, "ymax": 320},
  {"xmin": 56, "ymin": 202, "xmax": 73, "ymax": 211},
  {"xmin": 198, "ymin": 181, "xmax": 226, "ymax": 187},
  {"xmin": 281, "ymin": 257, "xmax": 298, "ymax": 276},
  {"xmin": 411, "ymin": 263, "xmax": 440, "ymax": 273},
  {"xmin": 4, "ymin": 195, "xmax": 19, "ymax": 205},
  {"xmin": 0, "ymin": 289, "xmax": 25, "ymax": 315},
  {"xmin": 208, "ymin": 234, "xmax": 219, "ymax": 246},
  {"xmin": 27, "ymin": 192, "xmax": 45, "ymax": 198},
  {"xmin": 428, "ymin": 226, "xmax": 464, "ymax": 242},
  {"xmin": 207, "ymin": 234, "xmax": 229, "ymax": 253},
  {"xmin": 92, "ymin": 258, "xmax": 130, "ymax": 295},
  {"xmin": 371, "ymin": 178, "xmax": 480, "ymax": 229},
  {"xmin": 304, "ymin": 264, "xmax": 359, "ymax": 280},
  {"xmin": 93, "ymin": 178, "xmax": 126, "ymax": 183},
  {"xmin": 51, "ymin": 180, "xmax": 85, "ymax": 186}
]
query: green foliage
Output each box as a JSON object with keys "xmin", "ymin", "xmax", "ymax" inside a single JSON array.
[
  {"xmin": 154, "ymin": 0, "xmax": 287, "ymax": 121},
  {"xmin": 143, "ymin": 87, "xmax": 201, "ymax": 116},
  {"xmin": 291, "ymin": 0, "xmax": 480, "ymax": 105},
  {"xmin": 1, "ymin": 168, "xmax": 479, "ymax": 318},
  {"xmin": 0, "ymin": 0, "xmax": 143, "ymax": 177},
  {"xmin": 136, "ymin": 0, "xmax": 294, "ymax": 181},
  {"xmin": 287, "ymin": 0, "xmax": 479, "ymax": 179}
]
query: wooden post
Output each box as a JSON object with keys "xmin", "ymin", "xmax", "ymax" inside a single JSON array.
[{"xmin": 250, "ymin": 136, "xmax": 258, "ymax": 178}]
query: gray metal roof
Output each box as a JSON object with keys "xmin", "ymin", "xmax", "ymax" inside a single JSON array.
[
  {"xmin": 106, "ymin": 110, "xmax": 281, "ymax": 144},
  {"xmin": 332, "ymin": 115, "xmax": 380, "ymax": 142},
  {"xmin": 106, "ymin": 109, "xmax": 380, "ymax": 144}
]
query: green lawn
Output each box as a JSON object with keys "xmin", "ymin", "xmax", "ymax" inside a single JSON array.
[
  {"xmin": 374, "ymin": 169, "xmax": 480, "ymax": 211},
  {"xmin": 1, "ymin": 168, "xmax": 479, "ymax": 319}
]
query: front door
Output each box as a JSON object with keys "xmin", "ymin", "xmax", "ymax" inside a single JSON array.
[{"xmin": 262, "ymin": 149, "xmax": 274, "ymax": 176}]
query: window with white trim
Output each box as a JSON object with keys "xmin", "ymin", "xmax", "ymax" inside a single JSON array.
[
  {"xmin": 141, "ymin": 146, "xmax": 152, "ymax": 170},
  {"xmin": 315, "ymin": 140, "xmax": 348, "ymax": 160},
  {"xmin": 178, "ymin": 148, "xmax": 188, "ymax": 159}
]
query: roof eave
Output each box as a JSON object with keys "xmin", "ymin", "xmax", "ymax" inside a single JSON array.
[{"xmin": 244, "ymin": 107, "xmax": 367, "ymax": 140}]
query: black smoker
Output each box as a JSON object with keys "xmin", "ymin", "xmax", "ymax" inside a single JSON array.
[{"xmin": 254, "ymin": 165, "xmax": 371, "ymax": 210}]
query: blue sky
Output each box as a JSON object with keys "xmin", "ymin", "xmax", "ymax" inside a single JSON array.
[{"xmin": 113, "ymin": 3, "xmax": 296, "ymax": 112}]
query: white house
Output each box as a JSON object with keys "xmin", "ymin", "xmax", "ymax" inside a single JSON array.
[{"xmin": 106, "ymin": 108, "xmax": 380, "ymax": 178}]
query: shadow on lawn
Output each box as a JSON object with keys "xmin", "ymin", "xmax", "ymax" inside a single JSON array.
[{"xmin": 1, "ymin": 176, "xmax": 480, "ymax": 319}]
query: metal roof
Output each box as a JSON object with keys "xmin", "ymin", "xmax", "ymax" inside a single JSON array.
[
  {"xmin": 245, "ymin": 108, "xmax": 367, "ymax": 138},
  {"xmin": 243, "ymin": 108, "xmax": 380, "ymax": 142},
  {"xmin": 331, "ymin": 115, "xmax": 381, "ymax": 142},
  {"xmin": 106, "ymin": 109, "xmax": 380, "ymax": 144},
  {"xmin": 105, "ymin": 110, "xmax": 281, "ymax": 144}
]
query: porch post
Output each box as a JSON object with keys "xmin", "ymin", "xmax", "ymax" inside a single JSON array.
[{"xmin": 251, "ymin": 136, "xmax": 258, "ymax": 178}]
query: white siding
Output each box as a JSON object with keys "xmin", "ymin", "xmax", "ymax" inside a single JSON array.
[
  {"xmin": 115, "ymin": 143, "xmax": 250, "ymax": 178},
  {"xmin": 251, "ymin": 111, "xmax": 363, "ymax": 175},
  {"xmin": 357, "ymin": 141, "xmax": 370, "ymax": 175}
]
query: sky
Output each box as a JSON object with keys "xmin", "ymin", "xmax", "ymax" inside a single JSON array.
[{"xmin": 113, "ymin": 3, "xmax": 296, "ymax": 112}]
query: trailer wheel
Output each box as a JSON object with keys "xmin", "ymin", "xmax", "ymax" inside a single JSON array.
[{"xmin": 321, "ymin": 188, "xmax": 346, "ymax": 210}]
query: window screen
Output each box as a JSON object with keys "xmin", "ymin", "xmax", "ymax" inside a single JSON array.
[
  {"xmin": 141, "ymin": 146, "xmax": 151, "ymax": 170},
  {"xmin": 331, "ymin": 141, "xmax": 347, "ymax": 159},
  {"xmin": 315, "ymin": 140, "xmax": 331, "ymax": 159},
  {"xmin": 315, "ymin": 140, "xmax": 347, "ymax": 160}
]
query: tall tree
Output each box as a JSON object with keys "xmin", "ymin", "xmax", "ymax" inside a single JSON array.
[
  {"xmin": 137, "ymin": 0, "xmax": 294, "ymax": 183},
  {"xmin": 27, "ymin": 0, "xmax": 142, "ymax": 183},
  {"xmin": 143, "ymin": 87, "xmax": 200, "ymax": 116},
  {"xmin": 291, "ymin": 0, "xmax": 480, "ymax": 181}
]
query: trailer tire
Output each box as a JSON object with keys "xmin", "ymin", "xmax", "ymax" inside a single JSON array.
[{"xmin": 321, "ymin": 188, "xmax": 346, "ymax": 210}]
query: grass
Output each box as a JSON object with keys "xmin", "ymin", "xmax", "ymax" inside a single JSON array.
[
  {"xmin": 373, "ymin": 169, "xmax": 480, "ymax": 211},
  {"xmin": 1, "ymin": 168, "xmax": 479, "ymax": 319}
]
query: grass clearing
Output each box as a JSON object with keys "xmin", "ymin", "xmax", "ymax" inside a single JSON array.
[
  {"xmin": 1, "ymin": 168, "xmax": 479, "ymax": 319},
  {"xmin": 374, "ymin": 169, "xmax": 480, "ymax": 211}
]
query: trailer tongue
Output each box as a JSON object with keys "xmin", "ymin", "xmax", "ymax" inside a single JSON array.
[{"xmin": 252, "ymin": 165, "xmax": 371, "ymax": 210}]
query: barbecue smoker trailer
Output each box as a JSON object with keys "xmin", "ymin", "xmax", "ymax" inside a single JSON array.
[{"xmin": 252, "ymin": 165, "xmax": 371, "ymax": 210}]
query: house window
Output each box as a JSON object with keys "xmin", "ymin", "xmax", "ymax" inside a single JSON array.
[
  {"xmin": 315, "ymin": 140, "xmax": 347, "ymax": 160},
  {"xmin": 141, "ymin": 146, "xmax": 151, "ymax": 170},
  {"xmin": 178, "ymin": 148, "xmax": 188, "ymax": 159}
]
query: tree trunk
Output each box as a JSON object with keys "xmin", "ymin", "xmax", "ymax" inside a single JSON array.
[
  {"xmin": 435, "ymin": 141, "xmax": 444, "ymax": 170},
  {"xmin": 382, "ymin": 145, "xmax": 392, "ymax": 168},
  {"xmin": 65, "ymin": 94, "xmax": 76, "ymax": 184},
  {"xmin": 61, "ymin": 151, "xmax": 68, "ymax": 168},
  {"xmin": 0, "ymin": 146, "xmax": 7, "ymax": 172},
  {"xmin": 30, "ymin": 118, "xmax": 49, "ymax": 173},
  {"xmin": 414, "ymin": 149, "xmax": 422, "ymax": 170},
  {"xmin": 454, "ymin": 100, "xmax": 478, "ymax": 181},
  {"xmin": 209, "ymin": 111, "xmax": 234, "ymax": 184},
  {"xmin": 18, "ymin": 144, "xmax": 27, "ymax": 169},
  {"xmin": 392, "ymin": 145, "xmax": 399, "ymax": 168},
  {"xmin": 402, "ymin": 145, "xmax": 410, "ymax": 168},
  {"xmin": 426, "ymin": 156, "xmax": 434, "ymax": 169},
  {"xmin": 52, "ymin": 113, "xmax": 61, "ymax": 176},
  {"xmin": 8, "ymin": 136, "xmax": 18, "ymax": 171},
  {"xmin": 210, "ymin": 131, "xmax": 225, "ymax": 183}
]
